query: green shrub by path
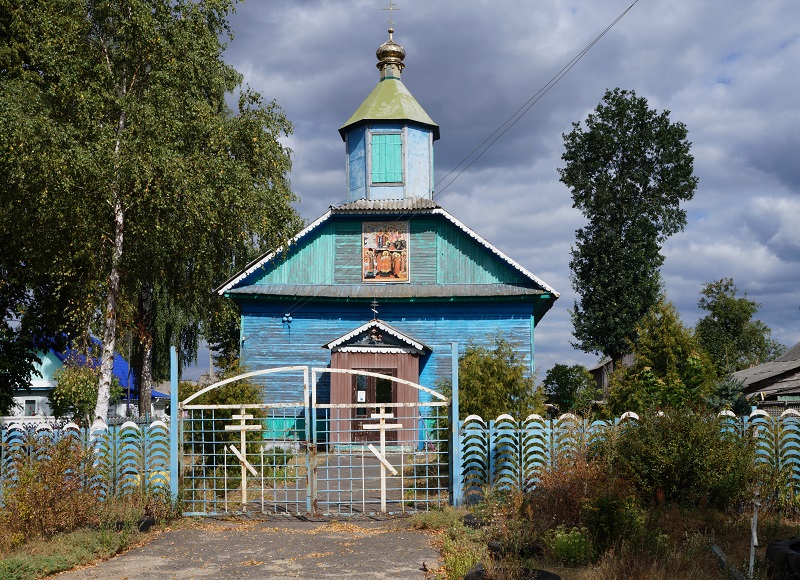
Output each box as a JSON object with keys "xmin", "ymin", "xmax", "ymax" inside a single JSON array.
[
  {"xmin": 544, "ymin": 525, "xmax": 591, "ymax": 566},
  {"xmin": 410, "ymin": 507, "xmax": 487, "ymax": 579}
]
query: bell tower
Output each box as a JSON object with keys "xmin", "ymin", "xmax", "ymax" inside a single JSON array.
[{"xmin": 339, "ymin": 26, "xmax": 439, "ymax": 203}]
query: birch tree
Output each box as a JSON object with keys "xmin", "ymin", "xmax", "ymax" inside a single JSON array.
[{"xmin": 1, "ymin": 0, "xmax": 302, "ymax": 419}]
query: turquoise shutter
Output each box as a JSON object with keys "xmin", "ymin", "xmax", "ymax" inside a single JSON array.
[{"xmin": 371, "ymin": 133, "xmax": 402, "ymax": 183}]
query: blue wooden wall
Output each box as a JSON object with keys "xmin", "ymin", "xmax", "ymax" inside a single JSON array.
[
  {"xmin": 240, "ymin": 300, "xmax": 534, "ymax": 405},
  {"xmin": 345, "ymin": 123, "xmax": 434, "ymax": 202}
]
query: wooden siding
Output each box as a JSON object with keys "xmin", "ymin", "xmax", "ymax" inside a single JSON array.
[
  {"xmin": 346, "ymin": 126, "xmax": 367, "ymax": 201},
  {"xmin": 436, "ymin": 219, "xmax": 528, "ymax": 284},
  {"xmin": 407, "ymin": 126, "xmax": 433, "ymax": 199},
  {"xmin": 328, "ymin": 352, "xmax": 420, "ymax": 446},
  {"xmin": 333, "ymin": 220, "xmax": 362, "ymax": 284},
  {"xmin": 240, "ymin": 300, "xmax": 534, "ymax": 406},
  {"xmin": 252, "ymin": 221, "xmax": 336, "ymax": 285},
  {"xmin": 410, "ymin": 219, "xmax": 437, "ymax": 283}
]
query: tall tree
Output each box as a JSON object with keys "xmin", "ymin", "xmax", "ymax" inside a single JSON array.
[
  {"xmin": 0, "ymin": 0, "xmax": 302, "ymax": 419},
  {"xmin": 606, "ymin": 298, "xmax": 716, "ymax": 415},
  {"xmin": 559, "ymin": 88, "xmax": 698, "ymax": 365},
  {"xmin": 695, "ymin": 278, "xmax": 785, "ymax": 376}
]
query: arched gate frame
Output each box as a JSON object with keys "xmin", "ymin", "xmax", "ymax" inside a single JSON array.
[{"xmin": 169, "ymin": 353, "xmax": 452, "ymax": 517}]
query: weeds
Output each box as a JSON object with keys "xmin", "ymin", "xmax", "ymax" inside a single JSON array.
[
  {"xmin": 544, "ymin": 525, "xmax": 591, "ymax": 566},
  {"xmin": 411, "ymin": 507, "xmax": 487, "ymax": 579},
  {"xmin": 0, "ymin": 433, "xmax": 180, "ymax": 578}
]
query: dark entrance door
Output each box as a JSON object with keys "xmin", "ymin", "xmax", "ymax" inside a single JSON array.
[{"xmin": 352, "ymin": 369, "xmax": 397, "ymax": 443}]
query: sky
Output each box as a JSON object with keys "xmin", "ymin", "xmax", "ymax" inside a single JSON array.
[{"xmin": 188, "ymin": 0, "xmax": 800, "ymax": 380}]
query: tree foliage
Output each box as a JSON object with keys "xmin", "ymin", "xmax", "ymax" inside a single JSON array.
[
  {"xmin": 178, "ymin": 365, "xmax": 266, "ymax": 461},
  {"xmin": 559, "ymin": 88, "xmax": 698, "ymax": 364},
  {"xmin": 605, "ymin": 298, "xmax": 716, "ymax": 415},
  {"xmin": 542, "ymin": 363, "xmax": 599, "ymax": 416},
  {"xmin": 1, "ymin": 0, "xmax": 303, "ymax": 418},
  {"xmin": 706, "ymin": 374, "xmax": 751, "ymax": 416},
  {"xmin": 50, "ymin": 361, "xmax": 121, "ymax": 426},
  {"xmin": 442, "ymin": 335, "xmax": 544, "ymax": 420},
  {"xmin": 695, "ymin": 278, "xmax": 785, "ymax": 376}
]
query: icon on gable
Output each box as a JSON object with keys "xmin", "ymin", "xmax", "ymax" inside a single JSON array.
[{"xmin": 362, "ymin": 221, "xmax": 409, "ymax": 282}]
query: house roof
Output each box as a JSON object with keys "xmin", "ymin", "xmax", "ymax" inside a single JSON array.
[
  {"xmin": 52, "ymin": 338, "xmax": 133, "ymax": 388},
  {"xmin": 323, "ymin": 319, "xmax": 431, "ymax": 354},
  {"xmin": 339, "ymin": 77, "xmax": 439, "ymax": 141},
  {"xmin": 734, "ymin": 339, "xmax": 800, "ymax": 398}
]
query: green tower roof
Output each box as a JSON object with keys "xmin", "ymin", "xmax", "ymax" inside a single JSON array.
[{"xmin": 339, "ymin": 77, "xmax": 439, "ymax": 141}]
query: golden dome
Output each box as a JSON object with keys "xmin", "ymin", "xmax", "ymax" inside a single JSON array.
[{"xmin": 376, "ymin": 28, "xmax": 405, "ymax": 77}]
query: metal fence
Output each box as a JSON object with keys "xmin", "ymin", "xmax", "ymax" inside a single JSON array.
[
  {"xmin": 178, "ymin": 367, "xmax": 451, "ymax": 517},
  {"xmin": 0, "ymin": 420, "xmax": 171, "ymax": 505},
  {"xmin": 8, "ymin": 408, "xmax": 799, "ymax": 514},
  {"xmin": 457, "ymin": 409, "xmax": 800, "ymax": 498}
]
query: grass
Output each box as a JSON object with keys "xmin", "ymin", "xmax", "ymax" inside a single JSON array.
[{"xmin": 0, "ymin": 525, "xmax": 143, "ymax": 580}]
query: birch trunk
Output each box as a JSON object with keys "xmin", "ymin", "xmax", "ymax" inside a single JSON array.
[
  {"xmin": 95, "ymin": 198, "xmax": 124, "ymax": 421},
  {"xmin": 138, "ymin": 285, "xmax": 154, "ymax": 418},
  {"xmin": 95, "ymin": 110, "xmax": 127, "ymax": 421}
]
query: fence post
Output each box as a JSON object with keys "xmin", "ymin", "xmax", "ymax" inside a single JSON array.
[
  {"xmin": 169, "ymin": 345, "xmax": 179, "ymax": 502},
  {"xmin": 450, "ymin": 342, "xmax": 464, "ymax": 507}
]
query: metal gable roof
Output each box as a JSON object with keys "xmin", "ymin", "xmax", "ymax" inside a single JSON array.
[{"xmin": 735, "ymin": 340, "xmax": 800, "ymax": 394}]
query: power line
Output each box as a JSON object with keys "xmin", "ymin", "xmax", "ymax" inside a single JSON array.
[{"xmin": 433, "ymin": 0, "xmax": 641, "ymax": 199}]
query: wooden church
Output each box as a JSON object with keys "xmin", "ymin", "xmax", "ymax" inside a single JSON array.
[{"xmin": 217, "ymin": 28, "xmax": 559, "ymax": 442}]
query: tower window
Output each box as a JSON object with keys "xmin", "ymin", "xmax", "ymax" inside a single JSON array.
[{"xmin": 371, "ymin": 133, "xmax": 402, "ymax": 183}]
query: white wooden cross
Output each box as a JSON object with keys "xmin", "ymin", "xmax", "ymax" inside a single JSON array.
[
  {"xmin": 224, "ymin": 410, "xmax": 262, "ymax": 509},
  {"xmin": 362, "ymin": 406, "xmax": 402, "ymax": 513}
]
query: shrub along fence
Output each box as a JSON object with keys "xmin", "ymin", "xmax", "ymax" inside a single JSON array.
[
  {"xmin": 457, "ymin": 409, "xmax": 800, "ymax": 501},
  {"xmin": 0, "ymin": 419, "xmax": 170, "ymax": 506}
]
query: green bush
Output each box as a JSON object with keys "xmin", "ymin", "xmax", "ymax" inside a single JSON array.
[
  {"xmin": 50, "ymin": 360, "xmax": 122, "ymax": 426},
  {"xmin": 544, "ymin": 525, "xmax": 591, "ymax": 566},
  {"xmin": 594, "ymin": 407, "xmax": 758, "ymax": 509}
]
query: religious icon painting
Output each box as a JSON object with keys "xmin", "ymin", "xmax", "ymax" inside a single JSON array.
[{"xmin": 362, "ymin": 221, "xmax": 409, "ymax": 282}]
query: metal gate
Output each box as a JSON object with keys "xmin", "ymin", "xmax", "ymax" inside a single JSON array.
[{"xmin": 178, "ymin": 366, "xmax": 450, "ymax": 516}]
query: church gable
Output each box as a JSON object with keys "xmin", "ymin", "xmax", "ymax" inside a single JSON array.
[
  {"xmin": 434, "ymin": 218, "xmax": 528, "ymax": 285},
  {"xmin": 324, "ymin": 319, "xmax": 431, "ymax": 355},
  {"xmin": 222, "ymin": 209, "xmax": 543, "ymax": 292}
]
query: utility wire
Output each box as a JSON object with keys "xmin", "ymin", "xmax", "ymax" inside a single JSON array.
[{"xmin": 433, "ymin": 0, "xmax": 640, "ymax": 199}]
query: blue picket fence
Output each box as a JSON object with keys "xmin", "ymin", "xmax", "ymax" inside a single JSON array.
[
  {"xmin": 456, "ymin": 409, "xmax": 800, "ymax": 500},
  {"xmin": 0, "ymin": 419, "xmax": 170, "ymax": 504}
]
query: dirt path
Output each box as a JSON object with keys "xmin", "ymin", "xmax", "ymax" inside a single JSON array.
[{"xmin": 54, "ymin": 516, "xmax": 440, "ymax": 579}]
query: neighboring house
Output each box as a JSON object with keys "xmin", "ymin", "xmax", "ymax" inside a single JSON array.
[
  {"xmin": 217, "ymin": 30, "xmax": 558, "ymax": 442},
  {"xmin": 4, "ymin": 341, "xmax": 168, "ymax": 424},
  {"xmin": 588, "ymin": 354, "xmax": 635, "ymax": 399},
  {"xmin": 734, "ymin": 339, "xmax": 800, "ymax": 413}
]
